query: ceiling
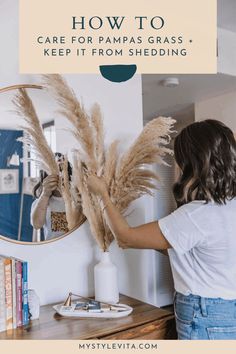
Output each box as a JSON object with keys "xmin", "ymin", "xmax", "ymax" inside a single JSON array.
[
  {"xmin": 142, "ymin": 1, "xmax": 236, "ymax": 121},
  {"xmin": 142, "ymin": 73, "xmax": 236, "ymax": 121},
  {"xmin": 218, "ymin": 0, "xmax": 236, "ymax": 33}
]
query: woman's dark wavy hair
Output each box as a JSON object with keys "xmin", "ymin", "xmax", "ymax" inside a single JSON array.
[
  {"xmin": 33, "ymin": 152, "xmax": 72, "ymax": 198},
  {"xmin": 173, "ymin": 119, "xmax": 236, "ymax": 207}
]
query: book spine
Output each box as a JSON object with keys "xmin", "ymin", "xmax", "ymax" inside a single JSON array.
[
  {"xmin": 0, "ymin": 258, "xmax": 6, "ymax": 333},
  {"xmin": 11, "ymin": 259, "xmax": 17, "ymax": 329},
  {"xmin": 15, "ymin": 261, "xmax": 23, "ymax": 327},
  {"xmin": 4, "ymin": 258, "xmax": 13, "ymax": 330},
  {"xmin": 22, "ymin": 262, "xmax": 29, "ymax": 326}
]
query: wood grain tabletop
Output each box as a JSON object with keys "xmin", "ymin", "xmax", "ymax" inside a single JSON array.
[{"xmin": 0, "ymin": 295, "xmax": 175, "ymax": 340}]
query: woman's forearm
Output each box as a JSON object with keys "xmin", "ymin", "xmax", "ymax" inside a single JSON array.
[
  {"xmin": 31, "ymin": 195, "xmax": 49, "ymax": 229},
  {"xmin": 101, "ymin": 192, "xmax": 171, "ymax": 251},
  {"xmin": 101, "ymin": 191, "xmax": 132, "ymax": 244}
]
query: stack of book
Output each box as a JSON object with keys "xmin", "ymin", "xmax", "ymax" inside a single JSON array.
[{"xmin": 0, "ymin": 255, "xmax": 29, "ymax": 333}]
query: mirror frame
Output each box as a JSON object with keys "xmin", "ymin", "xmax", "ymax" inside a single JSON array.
[
  {"xmin": 0, "ymin": 83, "xmax": 87, "ymax": 245},
  {"xmin": 0, "ymin": 218, "xmax": 86, "ymax": 245}
]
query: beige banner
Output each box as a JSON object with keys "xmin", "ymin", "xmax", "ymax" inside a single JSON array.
[
  {"xmin": 19, "ymin": 0, "xmax": 217, "ymax": 74},
  {"xmin": 1, "ymin": 340, "xmax": 236, "ymax": 354}
]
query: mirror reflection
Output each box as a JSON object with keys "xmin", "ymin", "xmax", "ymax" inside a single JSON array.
[{"xmin": 0, "ymin": 87, "xmax": 85, "ymax": 243}]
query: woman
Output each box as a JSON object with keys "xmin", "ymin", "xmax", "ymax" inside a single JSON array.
[
  {"xmin": 31, "ymin": 153, "xmax": 72, "ymax": 240},
  {"xmin": 87, "ymin": 119, "xmax": 236, "ymax": 340}
]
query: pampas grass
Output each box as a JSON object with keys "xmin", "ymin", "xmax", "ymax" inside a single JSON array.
[
  {"xmin": 44, "ymin": 74, "xmax": 176, "ymax": 251},
  {"xmin": 60, "ymin": 156, "xmax": 86, "ymax": 230},
  {"xmin": 13, "ymin": 88, "xmax": 58, "ymax": 174},
  {"xmin": 12, "ymin": 88, "xmax": 85, "ymax": 231},
  {"xmin": 72, "ymin": 154, "xmax": 109, "ymax": 250},
  {"xmin": 42, "ymin": 74, "xmax": 98, "ymax": 172},
  {"xmin": 110, "ymin": 117, "xmax": 174, "ymax": 213},
  {"xmin": 43, "ymin": 74, "xmax": 113, "ymax": 250}
]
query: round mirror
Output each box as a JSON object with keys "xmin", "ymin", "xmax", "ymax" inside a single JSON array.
[{"xmin": 0, "ymin": 85, "xmax": 86, "ymax": 244}]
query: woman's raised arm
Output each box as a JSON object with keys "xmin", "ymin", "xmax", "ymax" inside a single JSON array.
[{"xmin": 87, "ymin": 175, "xmax": 171, "ymax": 251}]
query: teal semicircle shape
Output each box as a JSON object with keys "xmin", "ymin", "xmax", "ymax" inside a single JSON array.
[{"xmin": 99, "ymin": 64, "xmax": 137, "ymax": 83}]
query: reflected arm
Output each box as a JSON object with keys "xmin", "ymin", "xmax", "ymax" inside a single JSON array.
[
  {"xmin": 31, "ymin": 175, "xmax": 58, "ymax": 230},
  {"xmin": 30, "ymin": 195, "xmax": 49, "ymax": 230}
]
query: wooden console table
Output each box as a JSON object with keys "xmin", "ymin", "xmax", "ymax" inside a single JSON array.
[{"xmin": 0, "ymin": 295, "xmax": 176, "ymax": 340}]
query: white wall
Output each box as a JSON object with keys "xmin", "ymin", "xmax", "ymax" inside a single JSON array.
[
  {"xmin": 195, "ymin": 90, "xmax": 236, "ymax": 131},
  {"xmin": 0, "ymin": 73, "xmax": 155, "ymax": 306},
  {"xmin": 0, "ymin": 0, "xmax": 172, "ymax": 308}
]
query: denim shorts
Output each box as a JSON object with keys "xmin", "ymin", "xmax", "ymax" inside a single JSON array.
[{"xmin": 174, "ymin": 292, "xmax": 236, "ymax": 339}]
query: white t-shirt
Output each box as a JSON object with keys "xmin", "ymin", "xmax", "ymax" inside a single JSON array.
[
  {"xmin": 31, "ymin": 196, "xmax": 68, "ymax": 240},
  {"xmin": 159, "ymin": 199, "xmax": 236, "ymax": 300}
]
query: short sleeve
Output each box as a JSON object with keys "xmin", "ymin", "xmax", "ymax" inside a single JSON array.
[{"xmin": 158, "ymin": 205, "xmax": 205, "ymax": 254}]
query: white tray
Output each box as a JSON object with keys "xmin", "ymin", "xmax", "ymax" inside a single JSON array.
[{"xmin": 53, "ymin": 303, "xmax": 133, "ymax": 319}]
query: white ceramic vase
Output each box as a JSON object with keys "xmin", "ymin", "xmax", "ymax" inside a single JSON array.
[{"xmin": 94, "ymin": 251, "xmax": 119, "ymax": 304}]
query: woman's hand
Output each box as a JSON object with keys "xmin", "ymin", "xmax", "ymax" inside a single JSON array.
[
  {"xmin": 87, "ymin": 175, "xmax": 109, "ymax": 198},
  {"xmin": 87, "ymin": 176, "xmax": 171, "ymax": 252},
  {"xmin": 42, "ymin": 174, "xmax": 59, "ymax": 197}
]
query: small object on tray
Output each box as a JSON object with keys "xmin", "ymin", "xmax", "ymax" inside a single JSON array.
[{"xmin": 85, "ymin": 300, "xmax": 101, "ymax": 312}]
